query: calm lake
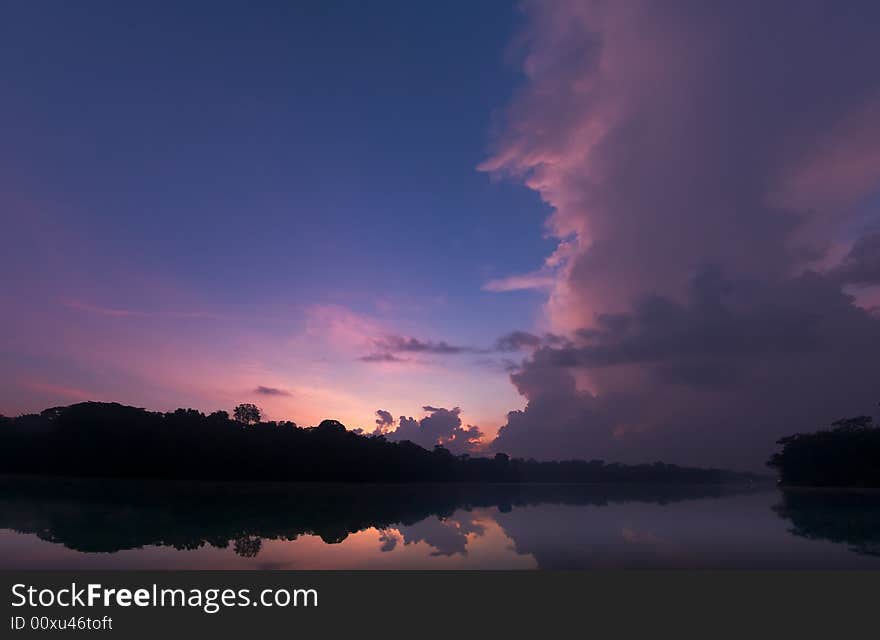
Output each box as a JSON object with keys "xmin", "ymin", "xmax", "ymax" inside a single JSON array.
[{"xmin": 1, "ymin": 476, "xmax": 879, "ymax": 569}]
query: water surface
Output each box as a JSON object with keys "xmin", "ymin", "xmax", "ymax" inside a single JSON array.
[{"xmin": 1, "ymin": 476, "xmax": 878, "ymax": 569}]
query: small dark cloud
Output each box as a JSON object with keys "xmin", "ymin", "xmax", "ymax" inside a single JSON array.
[
  {"xmin": 361, "ymin": 332, "xmax": 572, "ymax": 365},
  {"xmin": 359, "ymin": 334, "xmax": 484, "ymax": 364},
  {"xmin": 495, "ymin": 331, "xmax": 569, "ymax": 352},
  {"xmin": 495, "ymin": 331, "xmax": 542, "ymax": 351},
  {"xmin": 475, "ymin": 357, "xmax": 523, "ymax": 373},
  {"xmin": 371, "ymin": 335, "xmax": 477, "ymax": 355},
  {"xmin": 254, "ymin": 386, "xmax": 292, "ymax": 397},
  {"xmin": 375, "ymin": 409, "xmax": 394, "ymax": 429},
  {"xmin": 358, "ymin": 353, "xmax": 407, "ymax": 363}
]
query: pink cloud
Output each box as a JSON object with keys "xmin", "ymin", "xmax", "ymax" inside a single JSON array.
[
  {"xmin": 303, "ymin": 304, "xmax": 385, "ymax": 351},
  {"xmin": 21, "ymin": 379, "xmax": 96, "ymax": 403},
  {"xmin": 771, "ymin": 91, "xmax": 880, "ymax": 215},
  {"xmin": 483, "ymin": 0, "xmax": 880, "ymax": 468},
  {"xmin": 483, "ymin": 271, "xmax": 556, "ymax": 292}
]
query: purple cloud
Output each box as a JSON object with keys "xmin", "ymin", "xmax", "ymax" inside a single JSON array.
[
  {"xmin": 358, "ymin": 353, "xmax": 408, "ymax": 363},
  {"xmin": 385, "ymin": 405, "xmax": 484, "ymax": 455},
  {"xmin": 482, "ymin": 0, "xmax": 880, "ymax": 469},
  {"xmin": 375, "ymin": 409, "xmax": 395, "ymax": 432},
  {"xmin": 370, "ymin": 335, "xmax": 477, "ymax": 355}
]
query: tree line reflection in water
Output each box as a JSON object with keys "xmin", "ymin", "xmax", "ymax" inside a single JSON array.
[{"xmin": 1, "ymin": 476, "xmax": 880, "ymax": 568}]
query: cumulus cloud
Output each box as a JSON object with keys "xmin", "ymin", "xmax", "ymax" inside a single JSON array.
[
  {"xmin": 374, "ymin": 409, "xmax": 395, "ymax": 433},
  {"xmin": 483, "ymin": 0, "xmax": 880, "ymax": 469},
  {"xmin": 494, "ymin": 269, "xmax": 880, "ymax": 468},
  {"xmin": 385, "ymin": 406, "xmax": 484, "ymax": 454}
]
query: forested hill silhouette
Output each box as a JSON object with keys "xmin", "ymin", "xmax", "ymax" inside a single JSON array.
[
  {"xmin": 768, "ymin": 414, "xmax": 880, "ymax": 487},
  {"xmin": 0, "ymin": 402, "xmax": 763, "ymax": 484}
]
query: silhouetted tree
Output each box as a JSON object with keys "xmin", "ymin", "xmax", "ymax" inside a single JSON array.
[
  {"xmin": 314, "ymin": 419, "xmax": 346, "ymax": 434},
  {"xmin": 433, "ymin": 444, "xmax": 453, "ymax": 457},
  {"xmin": 768, "ymin": 412, "xmax": 880, "ymax": 486},
  {"xmin": 233, "ymin": 403, "xmax": 261, "ymax": 425}
]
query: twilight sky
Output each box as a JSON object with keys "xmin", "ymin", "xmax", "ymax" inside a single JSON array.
[{"xmin": 2, "ymin": 1, "xmax": 880, "ymax": 469}]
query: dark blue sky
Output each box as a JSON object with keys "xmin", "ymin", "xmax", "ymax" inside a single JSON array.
[{"xmin": 2, "ymin": 1, "xmax": 550, "ymax": 346}]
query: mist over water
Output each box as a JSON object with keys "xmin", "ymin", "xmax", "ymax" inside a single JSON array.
[{"xmin": 1, "ymin": 477, "xmax": 879, "ymax": 569}]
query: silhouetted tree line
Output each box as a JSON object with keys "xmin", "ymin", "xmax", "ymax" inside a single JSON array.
[
  {"xmin": 768, "ymin": 414, "xmax": 880, "ymax": 487},
  {"xmin": 0, "ymin": 402, "xmax": 763, "ymax": 484},
  {"xmin": 0, "ymin": 475, "xmax": 753, "ymax": 555}
]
